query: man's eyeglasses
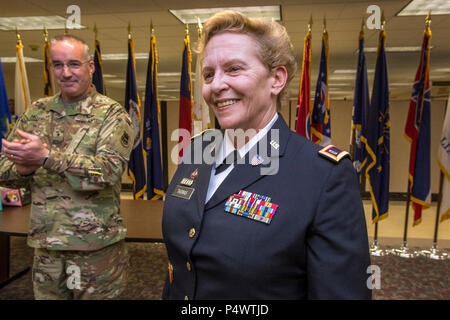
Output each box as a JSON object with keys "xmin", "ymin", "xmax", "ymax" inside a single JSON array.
[{"xmin": 51, "ymin": 60, "xmax": 89, "ymax": 71}]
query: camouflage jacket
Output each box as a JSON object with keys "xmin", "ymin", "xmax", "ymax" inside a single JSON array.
[{"xmin": 0, "ymin": 86, "xmax": 133, "ymax": 251}]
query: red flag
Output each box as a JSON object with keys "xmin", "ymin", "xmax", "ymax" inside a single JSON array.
[
  {"xmin": 404, "ymin": 22, "xmax": 432, "ymax": 226},
  {"xmin": 179, "ymin": 33, "xmax": 193, "ymax": 159},
  {"xmin": 295, "ymin": 29, "xmax": 312, "ymax": 139}
]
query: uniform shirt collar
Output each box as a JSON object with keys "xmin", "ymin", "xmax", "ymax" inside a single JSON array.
[
  {"xmin": 50, "ymin": 84, "xmax": 98, "ymax": 116},
  {"xmin": 215, "ymin": 113, "xmax": 278, "ymax": 167}
]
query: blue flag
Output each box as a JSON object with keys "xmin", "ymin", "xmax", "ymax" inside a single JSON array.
[
  {"xmin": 93, "ymin": 39, "xmax": 106, "ymax": 95},
  {"xmin": 125, "ymin": 37, "xmax": 147, "ymax": 199},
  {"xmin": 143, "ymin": 31, "xmax": 164, "ymax": 200},
  {"xmin": 363, "ymin": 29, "xmax": 390, "ymax": 223},
  {"xmin": 311, "ymin": 31, "xmax": 331, "ymax": 146},
  {"xmin": 350, "ymin": 30, "xmax": 370, "ymax": 183},
  {"xmin": 0, "ymin": 59, "xmax": 11, "ymax": 149}
]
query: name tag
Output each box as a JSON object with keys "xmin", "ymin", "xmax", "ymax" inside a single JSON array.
[{"xmin": 172, "ymin": 185, "xmax": 195, "ymax": 200}]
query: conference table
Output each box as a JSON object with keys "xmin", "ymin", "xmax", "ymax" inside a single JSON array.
[{"xmin": 0, "ymin": 199, "xmax": 164, "ymax": 289}]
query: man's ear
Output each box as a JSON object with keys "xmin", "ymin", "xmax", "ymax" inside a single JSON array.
[
  {"xmin": 270, "ymin": 66, "xmax": 288, "ymax": 96},
  {"xmin": 89, "ymin": 60, "xmax": 95, "ymax": 76}
]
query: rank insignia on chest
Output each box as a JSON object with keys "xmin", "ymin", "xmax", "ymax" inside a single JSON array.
[
  {"xmin": 224, "ymin": 190, "xmax": 278, "ymax": 224},
  {"xmin": 190, "ymin": 168, "xmax": 199, "ymax": 179}
]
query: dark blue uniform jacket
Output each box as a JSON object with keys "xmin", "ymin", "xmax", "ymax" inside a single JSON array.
[{"xmin": 162, "ymin": 114, "xmax": 371, "ymax": 300}]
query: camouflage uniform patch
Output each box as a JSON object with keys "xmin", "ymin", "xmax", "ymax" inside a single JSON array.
[{"xmin": 32, "ymin": 240, "xmax": 129, "ymax": 300}]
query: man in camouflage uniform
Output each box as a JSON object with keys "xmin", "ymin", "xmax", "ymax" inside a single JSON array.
[{"xmin": 0, "ymin": 35, "xmax": 133, "ymax": 299}]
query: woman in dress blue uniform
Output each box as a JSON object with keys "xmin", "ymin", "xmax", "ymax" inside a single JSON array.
[{"xmin": 162, "ymin": 11, "xmax": 371, "ymax": 300}]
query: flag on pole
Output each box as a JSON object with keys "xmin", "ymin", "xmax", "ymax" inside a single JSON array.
[
  {"xmin": 295, "ymin": 23, "xmax": 312, "ymax": 139},
  {"xmin": 125, "ymin": 32, "xmax": 147, "ymax": 199},
  {"xmin": 404, "ymin": 20, "xmax": 432, "ymax": 226},
  {"xmin": 15, "ymin": 34, "xmax": 31, "ymax": 116},
  {"xmin": 93, "ymin": 38, "xmax": 106, "ymax": 95},
  {"xmin": 192, "ymin": 18, "xmax": 210, "ymax": 136},
  {"xmin": 362, "ymin": 26, "xmax": 390, "ymax": 223},
  {"xmin": 438, "ymin": 97, "xmax": 450, "ymax": 223},
  {"xmin": 350, "ymin": 25, "xmax": 370, "ymax": 183},
  {"xmin": 43, "ymin": 30, "xmax": 55, "ymax": 97},
  {"xmin": 143, "ymin": 27, "xmax": 164, "ymax": 200},
  {"xmin": 178, "ymin": 27, "xmax": 193, "ymax": 159},
  {"xmin": 311, "ymin": 27, "xmax": 330, "ymax": 146},
  {"xmin": 0, "ymin": 59, "xmax": 12, "ymax": 149}
]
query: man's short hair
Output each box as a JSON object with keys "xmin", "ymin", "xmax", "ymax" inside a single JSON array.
[{"xmin": 50, "ymin": 35, "xmax": 91, "ymax": 60}]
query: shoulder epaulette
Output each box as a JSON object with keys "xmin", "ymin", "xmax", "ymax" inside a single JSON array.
[
  {"xmin": 318, "ymin": 145, "xmax": 350, "ymax": 163},
  {"xmin": 190, "ymin": 129, "xmax": 214, "ymax": 140}
]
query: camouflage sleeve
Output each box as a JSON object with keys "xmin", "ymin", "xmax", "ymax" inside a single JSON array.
[
  {"xmin": 43, "ymin": 105, "xmax": 133, "ymax": 191},
  {"xmin": 0, "ymin": 112, "xmax": 34, "ymax": 182}
]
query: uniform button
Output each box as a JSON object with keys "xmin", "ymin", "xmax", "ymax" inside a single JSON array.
[
  {"xmin": 186, "ymin": 262, "xmax": 191, "ymax": 271},
  {"xmin": 184, "ymin": 295, "xmax": 189, "ymax": 300},
  {"xmin": 189, "ymin": 228, "xmax": 196, "ymax": 238}
]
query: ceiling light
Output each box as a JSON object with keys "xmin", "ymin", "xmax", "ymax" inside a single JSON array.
[
  {"xmin": 158, "ymin": 72, "xmax": 181, "ymax": 77},
  {"xmin": 363, "ymin": 46, "xmax": 434, "ymax": 53},
  {"xmin": 0, "ymin": 57, "xmax": 43, "ymax": 63},
  {"xmin": 333, "ymin": 69, "xmax": 374, "ymax": 74},
  {"xmin": 106, "ymin": 79, "xmax": 126, "ymax": 83},
  {"xmin": 397, "ymin": 0, "xmax": 450, "ymax": 16},
  {"xmin": 101, "ymin": 53, "xmax": 149, "ymax": 60},
  {"xmin": 0, "ymin": 16, "xmax": 85, "ymax": 31},
  {"xmin": 329, "ymin": 75, "xmax": 356, "ymax": 80},
  {"xmin": 328, "ymin": 83, "xmax": 353, "ymax": 87},
  {"xmin": 169, "ymin": 6, "xmax": 281, "ymax": 24},
  {"xmin": 390, "ymin": 83, "xmax": 412, "ymax": 86}
]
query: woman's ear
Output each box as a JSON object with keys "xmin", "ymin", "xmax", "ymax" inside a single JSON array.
[{"xmin": 270, "ymin": 66, "xmax": 288, "ymax": 96}]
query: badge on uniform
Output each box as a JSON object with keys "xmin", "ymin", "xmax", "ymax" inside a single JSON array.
[
  {"xmin": 172, "ymin": 168, "xmax": 199, "ymax": 199},
  {"xmin": 224, "ymin": 190, "xmax": 278, "ymax": 224}
]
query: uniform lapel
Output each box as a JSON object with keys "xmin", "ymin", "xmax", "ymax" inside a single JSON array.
[
  {"xmin": 205, "ymin": 114, "xmax": 291, "ymax": 211},
  {"xmin": 194, "ymin": 162, "xmax": 213, "ymax": 218}
]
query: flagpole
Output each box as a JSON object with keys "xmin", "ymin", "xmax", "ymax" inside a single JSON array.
[
  {"xmin": 391, "ymin": 179, "xmax": 416, "ymax": 257},
  {"xmin": 129, "ymin": 23, "xmax": 136, "ymax": 200},
  {"xmin": 393, "ymin": 12, "xmax": 433, "ymax": 259},
  {"xmin": 419, "ymin": 95, "xmax": 449, "ymax": 260},
  {"xmin": 419, "ymin": 171, "xmax": 448, "ymax": 259},
  {"xmin": 367, "ymin": 16, "xmax": 387, "ymax": 257}
]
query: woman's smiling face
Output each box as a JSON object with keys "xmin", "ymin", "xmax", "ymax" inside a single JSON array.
[{"xmin": 201, "ymin": 32, "xmax": 278, "ymax": 131}]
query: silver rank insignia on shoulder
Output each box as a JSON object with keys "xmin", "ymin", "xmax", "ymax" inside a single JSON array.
[{"xmin": 318, "ymin": 145, "xmax": 350, "ymax": 163}]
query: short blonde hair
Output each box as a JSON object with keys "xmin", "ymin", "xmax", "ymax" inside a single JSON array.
[{"xmin": 198, "ymin": 11, "xmax": 297, "ymax": 106}]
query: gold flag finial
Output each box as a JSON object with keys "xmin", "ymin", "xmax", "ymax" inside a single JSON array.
[
  {"xmin": 185, "ymin": 23, "xmax": 189, "ymax": 36},
  {"xmin": 323, "ymin": 16, "xmax": 327, "ymax": 33},
  {"xmin": 359, "ymin": 17, "xmax": 365, "ymax": 40},
  {"xmin": 43, "ymin": 26, "xmax": 49, "ymax": 42},
  {"xmin": 381, "ymin": 11, "xmax": 386, "ymax": 31},
  {"xmin": 94, "ymin": 23, "xmax": 98, "ymax": 41},
  {"xmin": 15, "ymin": 27, "xmax": 21, "ymax": 44},
  {"xmin": 151, "ymin": 20, "xmax": 155, "ymax": 37},
  {"xmin": 197, "ymin": 17, "xmax": 203, "ymax": 38},
  {"xmin": 308, "ymin": 15, "xmax": 313, "ymax": 32},
  {"xmin": 128, "ymin": 22, "xmax": 132, "ymax": 40},
  {"xmin": 425, "ymin": 10, "xmax": 431, "ymax": 29}
]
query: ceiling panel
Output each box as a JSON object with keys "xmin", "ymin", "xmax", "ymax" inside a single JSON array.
[{"xmin": 0, "ymin": 0, "xmax": 448, "ymax": 103}]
